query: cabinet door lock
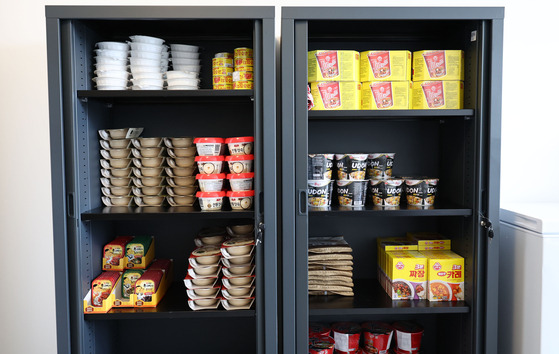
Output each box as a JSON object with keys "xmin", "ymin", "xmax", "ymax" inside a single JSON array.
[{"xmin": 256, "ymin": 222, "xmax": 265, "ymax": 245}]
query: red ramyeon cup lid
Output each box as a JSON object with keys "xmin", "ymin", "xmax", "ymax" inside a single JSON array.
[
  {"xmin": 196, "ymin": 191, "xmax": 226, "ymax": 198},
  {"xmin": 225, "ymin": 136, "xmax": 254, "ymax": 143},
  {"xmin": 225, "ymin": 154, "xmax": 254, "ymax": 161},
  {"xmin": 193, "ymin": 137, "xmax": 224, "ymax": 144},
  {"xmin": 227, "ymin": 173, "xmax": 255, "ymax": 179},
  {"xmin": 226, "ymin": 190, "xmax": 255, "ymax": 198},
  {"xmin": 196, "ymin": 173, "xmax": 226, "ymax": 180},
  {"xmin": 195, "ymin": 155, "xmax": 225, "ymax": 161}
]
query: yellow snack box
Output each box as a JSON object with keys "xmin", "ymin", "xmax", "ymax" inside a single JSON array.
[
  {"xmin": 308, "ymin": 50, "xmax": 360, "ymax": 82},
  {"xmin": 412, "ymin": 50, "xmax": 464, "ymax": 81},
  {"xmin": 406, "ymin": 231, "xmax": 451, "ymax": 250},
  {"xmin": 385, "ymin": 251, "xmax": 427, "ymax": 300},
  {"xmin": 420, "ymin": 250, "xmax": 464, "ymax": 301},
  {"xmin": 362, "ymin": 81, "xmax": 411, "ymax": 110},
  {"xmin": 411, "ymin": 81, "xmax": 463, "ymax": 109},
  {"xmin": 360, "ymin": 50, "xmax": 411, "ymax": 82},
  {"xmin": 310, "ymin": 81, "xmax": 361, "ymax": 110}
]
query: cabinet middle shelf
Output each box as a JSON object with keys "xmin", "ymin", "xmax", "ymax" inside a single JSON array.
[
  {"xmin": 81, "ymin": 206, "xmax": 254, "ymax": 221},
  {"xmin": 308, "ymin": 109, "xmax": 474, "ymax": 120}
]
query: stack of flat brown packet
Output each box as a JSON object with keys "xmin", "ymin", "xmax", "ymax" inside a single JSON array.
[{"xmin": 308, "ymin": 236, "xmax": 354, "ymax": 296}]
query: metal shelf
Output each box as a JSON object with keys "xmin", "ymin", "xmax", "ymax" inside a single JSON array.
[
  {"xmin": 81, "ymin": 206, "xmax": 254, "ymax": 221},
  {"xmin": 308, "ymin": 109, "xmax": 474, "ymax": 120},
  {"xmin": 77, "ymin": 89, "xmax": 254, "ymax": 103},
  {"xmin": 309, "ymin": 204, "xmax": 472, "ymax": 217}
]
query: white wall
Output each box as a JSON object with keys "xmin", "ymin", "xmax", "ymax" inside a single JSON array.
[{"xmin": 0, "ymin": 0, "xmax": 556, "ymax": 352}]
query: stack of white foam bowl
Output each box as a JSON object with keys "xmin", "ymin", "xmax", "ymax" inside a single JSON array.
[
  {"xmin": 128, "ymin": 35, "xmax": 168, "ymax": 90},
  {"xmin": 93, "ymin": 42, "xmax": 129, "ymax": 90},
  {"xmin": 167, "ymin": 44, "xmax": 201, "ymax": 90}
]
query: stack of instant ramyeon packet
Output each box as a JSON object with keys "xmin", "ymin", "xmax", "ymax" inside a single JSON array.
[{"xmin": 308, "ymin": 236, "xmax": 354, "ymax": 296}]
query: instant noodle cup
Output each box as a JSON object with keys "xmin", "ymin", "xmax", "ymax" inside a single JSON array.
[
  {"xmin": 310, "ymin": 81, "xmax": 361, "ymax": 110},
  {"xmin": 309, "ymin": 323, "xmax": 331, "ymax": 338},
  {"xmin": 196, "ymin": 173, "xmax": 225, "ymax": 192},
  {"xmin": 213, "ymin": 75, "xmax": 233, "ymax": 85},
  {"xmin": 308, "ymin": 154, "xmax": 334, "ymax": 180},
  {"xmin": 404, "ymin": 178, "xmax": 439, "ymax": 206},
  {"xmin": 336, "ymin": 180, "xmax": 368, "ymax": 207},
  {"xmin": 308, "ymin": 50, "xmax": 360, "ymax": 82},
  {"xmin": 361, "ymin": 321, "xmax": 394, "ymax": 354},
  {"xmin": 331, "ymin": 322, "xmax": 361, "ymax": 354},
  {"xmin": 227, "ymin": 173, "xmax": 254, "ymax": 191},
  {"xmin": 360, "ymin": 50, "xmax": 412, "ymax": 82},
  {"xmin": 227, "ymin": 190, "xmax": 254, "ymax": 210},
  {"xmin": 234, "ymin": 47, "xmax": 253, "ymax": 58},
  {"xmin": 335, "ymin": 154, "xmax": 368, "ymax": 180},
  {"xmin": 369, "ymin": 178, "xmax": 404, "ymax": 207},
  {"xmin": 234, "ymin": 57, "xmax": 253, "ymax": 67},
  {"xmin": 413, "ymin": 50, "xmax": 464, "ymax": 81},
  {"xmin": 193, "ymin": 137, "xmax": 225, "ymax": 156},
  {"xmin": 195, "ymin": 155, "xmax": 225, "ymax": 175},
  {"xmin": 307, "ymin": 179, "xmax": 333, "ymax": 207},
  {"xmin": 362, "ymin": 81, "xmax": 411, "ymax": 110},
  {"xmin": 225, "ymin": 136, "xmax": 254, "ymax": 155},
  {"xmin": 226, "ymin": 154, "xmax": 254, "ymax": 174},
  {"xmin": 392, "ymin": 321, "xmax": 424, "ymax": 353},
  {"xmin": 213, "ymin": 83, "xmax": 233, "ymax": 90},
  {"xmin": 309, "ymin": 336, "xmax": 335, "ymax": 354},
  {"xmin": 196, "ymin": 191, "xmax": 225, "ymax": 211},
  {"xmin": 411, "ymin": 80, "xmax": 463, "ymax": 109},
  {"xmin": 366, "ymin": 153, "xmax": 395, "ymax": 179}
]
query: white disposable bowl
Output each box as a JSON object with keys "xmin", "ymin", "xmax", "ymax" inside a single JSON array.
[
  {"xmin": 129, "ymin": 42, "xmax": 164, "ymax": 53},
  {"xmin": 173, "ymin": 64, "xmax": 201, "ymax": 72},
  {"xmin": 97, "ymin": 85, "xmax": 128, "ymax": 90},
  {"xmin": 129, "ymin": 35, "xmax": 165, "ymax": 45},
  {"xmin": 131, "ymin": 78, "xmax": 164, "ymax": 87},
  {"xmin": 171, "ymin": 51, "xmax": 200, "ymax": 59},
  {"xmin": 227, "ymin": 276, "xmax": 253, "ymax": 286},
  {"xmin": 170, "ymin": 44, "xmax": 199, "ymax": 53},
  {"xmin": 96, "ymin": 42, "xmax": 129, "ymax": 51},
  {"xmin": 130, "ymin": 57, "xmax": 160, "ymax": 67},
  {"xmin": 129, "ymin": 65, "xmax": 161, "ymax": 74},
  {"xmin": 167, "ymin": 85, "xmax": 199, "ymax": 91},
  {"xmin": 191, "ymin": 278, "xmax": 216, "ymax": 286},
  {"xmin": 129, "ymin": 50, "xmax": 161, "ymax": 60},
  {"xmin": 93, "ymin": 77, "xmax": 128, "ymax": 87},
  {"xmin": 94, "ymin": 70, "xmax": 129, "ymax": 80},
  {"xmin": 228, "ymin": 298, "xmax": 251, "ymax": 307},
  {"xmin": 131, "ymin": 85, "xmax": 162, "ymax": 90},
  {"xmin": 194, "ymin": 298, "xmax": 218, "ymax": 307},
  {"xmin": 94, "ymin": 49, "xmax": 128, "ymax": 60},
  {"xmin": 171, "ymin": 58, "xmax": 200, "ymax": 65},
  {"xmin": 167, "ymin": 78, "xmax": 200, "ymax": 87},
  {"xmin": 131, "ymin": 72, "xmax": 163, "ymax": 80},
  {"xmin": 95, "ymin": 56, "xmax": 127, "ymax": 65},
  {"xmin": 95, "ymin": 63, "xmax": 128, "ymax": 72},
  {"xmin": 161, "ymin": 51, "xmax": 170, "ymax": 59}
]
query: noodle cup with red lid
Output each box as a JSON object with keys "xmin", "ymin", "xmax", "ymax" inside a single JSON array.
[
  {"xmin": 392, "ymin": 321, "xmax": 424, "ymax": 353},
  {"xmin": 361, "ymin": 321, "xmax": 394, "ymax": 354},
  {"xmin": 195, "ymin": 155, "xmax": 225, "ymax": 175},
  {"xmin": 227, "ymin": 172, "xmax": 254, "ymax": 191},
  {"xmin": 196, "ymin": 191, "xmax": 225, "ymax": 211},
  {"xmin": 225, "ymin": 136, "xmax": 254, "ymax": 155},
  {"xmin": 196, "ymin": 173, "xmax": 225, "ymax": 192},
  {"xmin": 309, "ymin": 336, "xmax": 335, "ymax": 354},
  {"xmin": 225, "ymin": 154, "xmax": 254, "ymax": 174},
  {"xmin": 309, "ymin": 323, "xmax": 331, "ymax": 338},
  {"xmin": 193, "ymin": 137, "xmax": 225, "ymax": 156},
  {"xmin": 332, "ymin": 322, "xmax": 362, "ymax": 354},
  {"xmin": 227, "ymin": 190, "xmax": 254, "ymax": 210}
]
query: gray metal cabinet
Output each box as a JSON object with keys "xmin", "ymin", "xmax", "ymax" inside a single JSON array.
[
  {"xmin": 46, "ymin": 6, "xmax": 277, "ymax": 354},
  {"xmin": 281, "ymin": 7, "xmax": 503, "ymax": 354}
]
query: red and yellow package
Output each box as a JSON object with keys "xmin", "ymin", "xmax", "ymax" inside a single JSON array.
[
  {"xmin": 412, "ymin": 50, "xmax": 464, "ymax": 81},
  {"xmin": 361, "ymin": 81, "xmax": 411, "ymax": 110},
  {"xmin": 308, "ymin": 50, "xmax": 360, "ymax": 82},
  {"xmin": 103, "ymin": 236, "xmax": 134, "ymax": 271},
  {"xmin": 91, "ymin": 271, "xmax": 120, "ymax": 307},
  {"xmin": 385, "ymin": 250, "xmax": 427, "ymax": 300},
  {"xmin": 411, "ymin": 81, "xmax": 463, "ymax": 109},
  {"xmin": 420, "ymin": 250, "xmax": 464, "ymax": 301},
  {"xmin": 406, "ymin": 231, "xmax": 451, "ymax": 250},
  {"xmin": 360, "ymin": 50, "xmax": 411, "ymax": 82},
  {"xmin": 310, "ymin": 81, "xmax": 361, "ymax": 110}
]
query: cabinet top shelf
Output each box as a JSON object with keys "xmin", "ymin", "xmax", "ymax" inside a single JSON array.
[
  {"xmin": 308, "ymin": 109, "xmax": 474, "ymax": 120},
  {"xmin": 77, "ymin": 89, "xmax": 254, "ymax": 103}
]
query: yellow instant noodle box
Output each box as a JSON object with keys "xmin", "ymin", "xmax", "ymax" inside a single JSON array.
[
  {"xmin": 406, "ymin": 232, "xmax": 451, "ymax": 250},
  {"xmin": 362, "ymin": 81, "xmax": 411, "ymax": 110},
  {"xmin": 310, "ymin": 81, "xmax": 361, "ymax": 110},
  {"xmin": 308, "ymin": 50, "xmax": 360, "ymax": 82},
  {"xmin": 384, "ymin": 251, "xmax": 427, "ymax": 300},
  {"xmin": 420, "ymin": 250, "xmax": 464, "ymax": 302},
  {"xmin": 413, "ymin": 50, "xmax": 464, "ymax": 81},
  {"xmin": 360, "ymin": 50, "xmax": 411, "ymax": 82},
  {"xmin": 411, "ymin": 81, "xmax": 463, "ymax": 109}
]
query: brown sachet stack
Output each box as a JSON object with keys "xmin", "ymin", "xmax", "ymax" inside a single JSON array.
[{"xmin": 308, "ymin": 236, "xmax": 354, "ymax": 296}]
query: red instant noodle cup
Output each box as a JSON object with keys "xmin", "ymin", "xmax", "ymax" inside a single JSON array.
[
  {"xmin": 310, "ymin": 322, "xmax": 332, "ymax": 338},
  {"xmin": 392, "ymin": 321, "xmax": 424, "ymax": 353},
  {"xmin": 361, "ymin": 321, "xmax": 394, "ymax": 354},
  {"xmin": 309, "ymin": 336, "xmax": 335, "ymax": 354},
  {"xmin": 332, "ymin": 322, "xmax": 361, "ymax": 354}
]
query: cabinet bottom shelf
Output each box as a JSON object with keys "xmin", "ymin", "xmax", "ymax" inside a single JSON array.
[{"xmin": 309, "ymin": 279, "xmax": 469, "ymax": 316}]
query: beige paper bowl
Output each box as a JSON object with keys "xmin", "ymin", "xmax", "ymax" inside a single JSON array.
[
  {"xmin": 109, "ymin": 177, "xmax": 131, "ymax": 187},
  {"xmin": 227, "ymin": 287, "xmax": 251, "ymax": 296},
  {"xmin": 228, "ymin": 265, "xmax": 252, "ymax": 275},
  {"xmin": 139, "ymin": 167, "xmax": 164, "ymax": 177},
  {"xmin": 108, "ymin": 167, "xmax": 131, "ymax": 177},
  {"xmin": 109, "ymin": 186, "xmax": 131, "ymax": 196},
  {"xmin": 140, "ymin": 157, "xmax": 164, "ymax": 168},
  {"xmin": 172, "ymin": 147, "xmax": 196, "ymax": 157},
  {"xmin": 230, "ymin": 224, "xmax": 254, "ymax": 235},
  {"xmin": 194, "ymin": 298, "xmax": 218, "ymax": 307},
  {"xmin": 228, "ymin": 255, "xmax": 252, "ymax": 265},
  {"xmin": 226, "ymin": 245, "xmax": 253, "ymax": 256},
  {"xmin": 227, "ymin": 277, "xmax": 253, "ymax": 286},
  {"xmin": 194, "ymin": 265, "xmax": 219, "ymax": 276},
  {"xmin": 140, "ymin": 195, "xmax": 164, "ymax": 206},
  {"xmin": 139, "ymin": 176, "xmax": 164, "ymax": 187},
  {"xmin": 174, "ymin": 157, "xmax": 196, "ymax": 167},
  {"xmin": 109, "ymin": 148, "xmax": 131, "ymax": 159},
  {"xmin": 193, "ymin": 287, "xmax": 219, "ymax": 297},
  {"xmin": 191, "ymin": 277, "xmax": 216, "ymax": 287},
  {"xmin": 227, "ymin": 298, "xmax": 251, "ymax": 307},
  {"xmin": 199, "ymin": 235, "xmax": 225, "ymax": 246},
  {"xmin": 139, "ymin": 147, "xmax": 164, "ymax": 158},
  {"xmin": 170, "ymin": 137, "xmax": 193, "ymax": 148},
  {"xmin": 107, "ymin": 139, "xmax": 131, "ymax": 149},
  {"xmin": 195, "ymin": 254, "xmax": 221, "ymax": 265},
  {"xmin": 109, "ymin": 158, "xmax": 131, "ymax": 169},
  {"xmin": 170, "ymin": 176, "xmax": 196, "ymax": 186},
  {"xmin": 136, "ymin": 137, "xmax": 162, "ymax": 147},
  {"xmin": 171, "ymin": 186, "xmax": 197, "ymax": 196},
  {"xmin": 171, "ymin": 167, "xmax": 195, "ymax": 177},
  {"xmin": 141, "ymin": 186, "xmax": 164, "ymax": 196}
]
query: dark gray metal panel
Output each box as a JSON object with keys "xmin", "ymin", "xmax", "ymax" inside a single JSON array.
[
  {"xmin": 282, "ymin": 7, "xmax": 504, "ymax": 20},
  {"xmin": 46, "ymin": 5, "xmax": 274, "ymax": 20}
]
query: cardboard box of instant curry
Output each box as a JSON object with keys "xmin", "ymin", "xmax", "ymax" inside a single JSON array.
[
  {"xmin": 310, "ymin": 81, "xmax": 361, "ymax": 110},
  {"xmin": 411, "ymin": 81, "xmax": 463, "ymax": 109},
  {"xmin": 419, "ymin": 250, "xmax": 464, "ymax": 301},
  {"xmin": 360, "ymin": 50, "xmax": 411, "ymax": 82},
  {"xmin": 362, "ymin": 81, "xmax": 411, "ymax": 110},
  {"xmin": 308, "ymin": 50, "xmax": 360, "ymax": 82},
  {"xmin": 412, "ymin": 50, "xmax": 464, "ymax": 81}
]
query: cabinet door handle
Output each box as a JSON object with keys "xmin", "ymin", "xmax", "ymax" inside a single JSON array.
[
  {"xmin": 67, "ymin": 192, "xmax": 75, "ymax": 218},
  {"xmin": 298, "ymin": 189, "xmax": 307, "ymax": 216}
]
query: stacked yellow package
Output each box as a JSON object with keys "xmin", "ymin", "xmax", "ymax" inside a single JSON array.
[
  {"xmin": 361, "ymin": 50, "xmax": 412, "ymax": 110},
  {"xmin": 233, "ymin": 47, "xmax": 254, "ymax": 90},
  {"xmin": 212, "ymin": 52, "xmax": 233, "ymax": 90},
  {"xmin": 411, "ymin": 50, "xmax": 464, "ymax": 109},
  {"xmin": 308, "ymin": 50, "xmax": 361, "ymax": 110}
]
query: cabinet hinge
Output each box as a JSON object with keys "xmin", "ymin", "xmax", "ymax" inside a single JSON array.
[
  {"xmin": 256, "ymin": 222, "xmax": 265, "ymax": 245},
  {"xmin": 480, "ymin": 215, "xmax": 494, "ymax": 239}
]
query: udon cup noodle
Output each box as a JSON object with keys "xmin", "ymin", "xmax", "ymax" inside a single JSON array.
[
  {"xmin": 369, "ymin": 178, "xmax": 404, "ymax": 207},
  {"xmin": 309, "ymin": 336, "xmax": 335, "ymax": 354},
  {"xmin": 226, "ymin": 155, "xmax": 254, "ymax": 174},
  {"xmin": 335, "ymin": 154, "xmax": 368, "ymax": 180},
  {"xmin": 392, "ymin": 321, "xmax": 424, "ymax": 354},
  {"xmin": 308, "ymin": 154, "xmax": 334, "ymax": 180},
  {"xmin": 196, "ymin": 191, "xmax": 225, "ymax": 211},
  {"xmin": 195, "ymin": 156, "xmax": 225, "ymax": 175},
  {"xmin": 196, "ymin": 173, "xmax": 225, "ymax": 192},
  {"xmin": 227, "ymin": 190, "xmax": 254, "ymax": 210},
  {"xmin": 361, "ymin": 321, "xmax": 394, "ymax": 354},
  {"xmin": 336, "ymin": 180, "xmax": 367, "ymax": 207},
  {"xmin": 331, "ymin": 322, "xmax": 361, "ymax": 354},
  {"xmin": 309, "ymin": 323, "xmax": 331, "ymax": 338},
  {"xmin": 404, "ymin": 178, "xmax": 439, "ymax": 206},
  {"xmin": 225, "ymin": 136, "xmax": 254, "ymax": 156},
  {"xmin": 227, "ymin": 173, "xmax": 254, "ymax": 191},
  {"xmin": 307, "ymin": 180, "xmax": 333, "ymax": 207},
  {"xmin": 193, "ymin": 137, "xmax": 225, "ymax": 156},
  {"xmin": 366, "ymin": 153, "xmax": 395, "ymax": 179}
]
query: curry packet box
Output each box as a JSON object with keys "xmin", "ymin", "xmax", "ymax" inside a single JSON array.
[
  {"xmin": 308, "ymin": 50, "xmax": 360, "ymax": 82},
  {"xmin": 420, "ymin": 250, "xmax": 464, "ymax": 301}
]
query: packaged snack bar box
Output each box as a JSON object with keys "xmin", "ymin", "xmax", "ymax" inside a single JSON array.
[
  {"xmin": 413, "ymin": 50, "xmax": 464, "ymax": 81},
  {"xmin": 308, "ymin": 50, "xmax": 360, "ymax": 82},
  {"xmin": 310, "ymin": 81, "xmax": 361, "ymax": 110},
  {"xmin": 411, "ymin": 81, "xmax": 463, "ymax": 109},
  {"xmin": 362, "ymin": 81, "xmax": 411, "ymax": 110},
  {"xmin": 385, "ymin": 250, "xmax": 427, "ymax": 300},
  {"xmin": 360, "ymin": 50, "xmax": 411, "ymax": 82},
  {"xmin": 420, "ymin": 250, "xmax": 464, "ymax": 301}
]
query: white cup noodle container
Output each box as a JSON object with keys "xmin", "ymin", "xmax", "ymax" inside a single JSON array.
[
  {"xmin": 95, "ymin": 56, "xmax": 127, "ymax": 65},
  {"xmin": 336, "ymin": 180, "xmax": 368, "ymax": 207},
  {"xmin": 129, "ymin": 42, "xmax": 164, "ymax": 54},
  {"xmin": 225, "ymin": 154, "xmax": 254, "ymax": 174},
  {"xmin": 94, "ymin": 70, "xmax": 129, "ymax": 80},
  {"xmin": 225, "ymin": 136, "xmax": 254, "ymax": 156},
  {"xmin": 171, "ymin": 51, "xmax": 200, "ymax": 59},
  {"xmin": 308, "ymin": 154, "xmax": 335, "ymax": 180},
  {"xmin": 94, "ymin": 49, "xmax": 128, "ymax": 60},
  {"xmin": 164, "ymin": 71, "xmax": 199, "ymax": 80},
  {"xmin": 335, "ymin": 154, "xmax": 368, "ymax": 180},
  {"xmin": 196, "ymin": 173, "xmax": 225, "ymax": 192},
  {"xmin": 307, "ymin": 179, "xmax": 333, "ymax": 207},
  {"xmin": 131, "ymin": 71, "xmax": 163, "ymax": 80},
  {"xmin": 171, "ymin": 58, "xmax": 201, "ymax": 66},
  {"xmin": 195, "ymin": 155, "xmax": 225, "ymax": 175},
  {"xmin": 369, "ymin": 178, "xmax": 404, "ymax": 207},
  {"xmin": 129, "ymin": 35, "xmax": 165, "ymax": 46},
  {"xmin": 227, "ymin": 172, "xmax": 254, "ymax": 192},
  {"xmin": 366, "ymin": 153, "xmax": 396, "ymax": 179},
  {"xmin": 170, "ymin": 44, "xmax": 199, "ymax": 53},
  {"xmin": 166, "ymin": 78, "xmax": 200, "ymax": 87},
  {"xmin": 227, "ymin": 190, "xmax": 255, "ymax": 210},
  {"xmin": 173, "ymin": 64, "xmax": 201, "ymax": 73},
  {"xmin": 404, "ymin": 178, "xmax": 439, "ymax": 206},
  {"xmin": 93, "ymin": 77, "xmax": 128, "ymax": 88},
  {"xmin": 193, "ymin": 137, "xmax": 225, "ymax": 156},
  {"xmin": 96, "ymin": 41, "xmax": 129, "ymax": 51},
  {"xmin": 129, "ymin": 50, "xmax": 161, "ymax": 60},
  {"xmin": 197, "ymin": 191, "xmax": 225, "ymax": 211}
]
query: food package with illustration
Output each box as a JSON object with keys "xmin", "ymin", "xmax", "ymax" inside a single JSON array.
[
  {"xmin": 406, "ymin": 231, "xmax": 451, "ymax": 250},
  {"xmin": 360, "ymin": 50, "xmax": 411, "ymax": 82},
  {"xmin": 102, "ymin": 236, "xmax": 134, "ymax": 271},
  {"xmin": 308, "ymin": 50, "xmax": 360, "ymax": 82},
  {"xmin": 361, "ymin": 81, "xmax": 411, "ymax": 110},
  {"xmin": 411, "ymin": 81, "xmax": 463, "ymax": 109},
  {"xmin": 419, "ymin": 250, "xmax": 464, "ymax": 301},
  {"xmin": 376, "ymin": 237, "xmax": 417, "ymax": 294},
  {"xmin": 412, "ymin": 50, "xmax": 464, "ymax": 81},
  {"xmin": 310, "ymin": 81, "xmax": 361, "ymax": 110},
  {"xmin": 384, "ymin": 250, "xmax": 427, "ymax": 300}
]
